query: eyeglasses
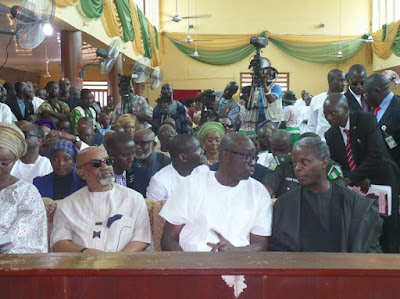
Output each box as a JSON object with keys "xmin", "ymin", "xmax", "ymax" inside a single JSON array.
[
  {"xmin": 221, "ymin": 123, "xmax": 233, "ymax": 129},
  {"xmin": 224, "ymin": 149, "xmax": 258, "ymax": 164},
  {"xmin": 135, "ymin": 140, "xmax": 154, "ymax": 147},
  {"xmin": 80, "ymin": 157, "xmax": 114, "ymax": 168},
  {"xmin": 22, "ymin": 131, "xmax": 41, "ymax": 138},
  {"xmin": 363, "ymin": 88, "xmax": 379, "ymax": 98}
]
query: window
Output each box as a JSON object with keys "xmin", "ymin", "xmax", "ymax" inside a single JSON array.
[
  {"xmin": 372, "ymin": 0, "xmax": 400, "ymax": 32},
  {"xmin": 134, "ymin": 0, "xmax": 159, "ymax": 29},
  {"xmin": 240, "ymin": 72, "xmax": 290, "ymax": 92},
  {"xmin": 83, "ymin": 81, "xmax": 108, "ymax": 107}
]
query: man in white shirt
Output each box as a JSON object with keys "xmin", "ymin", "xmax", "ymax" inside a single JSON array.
[
  {"xmin": 160, "ymin": 133, "xmax": 272, "ymax": 252},
  {"xmin": 51, "ymin": 146, "xmax": 151, "ymax": 253},
  {"xmin": 308, "ymin": 69, "xmax": 346, "ymax": 141},
  {"xmin": 147, "ymin": 134, "xmax": 208, "ymax": 201},
  {"xmin": 297, "ymin": 90, "xmax": 312, "ymax": 134},
  {"xmin": 0, "ymin": 102, "xmax": 13, "ymax": 123},
  {"xmin": 11, "ymin": 121, "xmax": 53, "ymax": 183}
]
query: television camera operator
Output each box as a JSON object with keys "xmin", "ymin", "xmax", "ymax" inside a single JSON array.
[
  {"xmin": 245, "ymin": 37, "xmax": 283, "ymax": 131},
  {"xmin": 152, "ymin": 83, "xmax": 188, "ymax": 134},
  {"xmin": 113, "ymin": 74, "xmax": 151, "ymax": 129}
]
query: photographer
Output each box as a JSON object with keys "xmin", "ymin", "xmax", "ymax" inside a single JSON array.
[
  {"xmin": 260, "ymin": 67, "xmax": 283, "ymax": 127},
  {"xmin": 152, "ymin": 83, "xmax": 188, "ymax": 134},
  {"xmin": 213, "ymin": 82, "xmax": 240, "ymax": 126},
  {"xmin": 113, "ymin": 75, "xmax": 151, "ymax": 129}
]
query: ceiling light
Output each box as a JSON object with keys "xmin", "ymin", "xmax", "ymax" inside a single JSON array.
[
  {"xmin": 337, "ymin": 51, "xmax": 344, "ymax": 58},
  {"xmin": 185, "ymin": 35, "xmax": 193, "ymax": 43},
  {"xmin": 42, "ymin": 23, "xmax": 53, "ymax": 36},
  {"xmin": 193, "ymin": 50, "xmax": 199, "ymax": 57},
  {"xmin": 365, "ymin": 35, "xmax": 374, "ymax": 43}
]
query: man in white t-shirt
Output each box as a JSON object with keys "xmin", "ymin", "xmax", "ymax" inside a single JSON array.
[
  {"xmin": 147, "ymin": 134, "xmax": 208, "ymax": 201},
  {"xmin": 160, "ymin": 133, "xmax": 272, "ymax": 252},
  {"xmin": 308, "ymin": 69, "xmax": 345, "ymax": 141},
  {"xmin": 0, "ymin": 102, "xmax": 13, "ymax": 123},
  {"xmin": 51, "ymin": 146, "xmax": 151, "ymax": 253},
  {"xmin": 11, "ymin": 121, "xmax": 53, "ymax": 183}
]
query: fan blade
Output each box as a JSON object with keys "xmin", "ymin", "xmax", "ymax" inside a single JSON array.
[{"xmin": 181, "ymin": 14, "xmax": 211, "ymax": 19}]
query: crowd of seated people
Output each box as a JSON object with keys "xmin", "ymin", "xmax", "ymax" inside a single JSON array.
[{"xmin": 1, "ymin": 66, "xmax": 400, "ymax": 256}]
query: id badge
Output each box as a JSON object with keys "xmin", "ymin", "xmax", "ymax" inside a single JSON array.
[{"xmin": 385, "ymin": 135, "xmax": 398, "ymax": 149}]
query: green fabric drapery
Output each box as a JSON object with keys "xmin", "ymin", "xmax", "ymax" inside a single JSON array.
[
  {"xmin": 137, "ymin": 8, "xmax": 153, "ymax": 58},
  {"xmin": 269, "ymin": 38, "xmax": 365, "ymax": 64},
  {"xmin": 170, "ymin": 39, "xmax": 255, "ymax": 65},
  {"xmin": 392, "ymin": 28, "xmax": 400, "ymax": 56},
  {"xmin": 154, "ymin": 26, "xmax": 160, "ymax": 49},
  {"xmin": 114, "ymin": 0, "xmax": 134, "ymax": 42},
  {"xmin": 79, "ymin": 0, "xmax": 103, "ymax": 20}
]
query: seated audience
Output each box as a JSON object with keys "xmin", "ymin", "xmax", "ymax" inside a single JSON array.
[
  {"xmin": 0, "ymin": 122, "xmax": 47, "ymax": 253},
  {"xmin": 269, "ymin": 137, "xmax": 382, "ymax": 252},
  {"xmin": 35, "ymin": 118, "xmax": 56, "ymax": 137},
  {"xmin": 131, "ymin": 129, "xmax": 171, "ymax": 197},
  {"xmin": 59, "ymin": 78, "xmax": 80, "ymax": 110},
  {"xmin": 6, "ymin": 81, "xmax": 34, "ymax": 121},
  {"xmin": 147, "ymin": 134, "xmax": 208, "ymax": 201},
  {"xmin": 33, "ymin": 140, "xmax": 85, "ymax": 200},
  {"xmin": 197, "ymin": 122, "xmax": 225, "ymax": 165},
  {"xmin": 77, "ymin": 117, "xmax": 103, "ymax": 146},
  {"xmin": 11, "ymin": 121, "xmax": 53, "ymax": 183},
  {"xmin": 51, "ymin": 146, "xmax": 151, "ymax": 252},
  {"xmin": 218, "ymin": 117, "xmax": 235, "ymax": 134},
  {"xmin": 115, "ymin": 113, "xmax": 140, "ymax": 140},
  {"xmin": 160, "ymin": 133, "xmax": 272, "ymax": 252},
  {"xmin": 98, "ymin": 112, "xmax": 112, "ymax": 135},
  {"xmin": 56, "ymin": 120, "xmax": 72, "ymax": 134},
  {"xmin": 36, "ymin": 81, "xmax": 70, "ymax": 124},
  {"xmin": 105, "ymin": 132, "xmax": 135, "ymax": 187},
  {"xmin": 70, "ymin": 89, "xmax": 97, "ymax": 135},
  {"xmin": 256, "ymin": 121, "xmax": 276, "ymax": 167},
  {"xmin": 263, "ymin": 132, "xmax": 344, "ymax": 199},
  {"xmin": 154, "ymin": 123, "xmax": 177, "ymax": 157},
  {"xmin": 26, "ymin": 81, "xmax": 44, "ymax": 113}
]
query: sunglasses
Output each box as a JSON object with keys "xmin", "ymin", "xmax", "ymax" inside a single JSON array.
[
  {"xmin": 224, "ymin": 149, "xmax": 258, "ymax": 164},
  {"xmin": 222, "ymin": 124, "xmax": 233, "ymax": 129},
  {"xmin": 80, "ymin": 157, "xmax": 114, "ymax": 168}
]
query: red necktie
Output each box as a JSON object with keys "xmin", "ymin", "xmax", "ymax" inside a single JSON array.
[
  {"xmin": 344, "ymin": 129, "xmax": 356, "ymax": 171},
  {"xmin": 360, "ymin": 95, "xmax": 369, "ymax": 112},
  {"xmin": 373, "ymin": 106, "xmax": 381, "ymax": 115}
]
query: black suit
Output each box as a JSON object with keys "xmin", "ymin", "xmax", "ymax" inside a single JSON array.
[
  {"xmin": 6, "ymin": 96, "xmax": 34, "ymax": 121},
  {"xmin": 344, "ymin": 90, "xmax": 370, "ymax": 113},
  {"xmin": 325, "ymin": 111, "xmax": 400, "ymax": 252},
  {"xmin": 377, "ymin": 94, "xmax": 400, "ymax": 167}
]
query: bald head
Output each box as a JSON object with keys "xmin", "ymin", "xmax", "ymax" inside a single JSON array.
[
  {"xmin": 257, "ymin": 123, "xmax": 275, "ymax": 151},
  {"xmin": 135, "ymin": 128, "xmax": 155, "ymax": 140},
  {"xmin": 363, "ymin": 74, "xmax": 391, "ymax": 108},
  {"xmin": 106, "ymin": 131, "xmax": 133, "ymax": 152},
  {"xmin": 349, "ymin": 64, "xmax": 366, "ymax": 76},
  {"xmin": 324, "ymin": 92, "xmax": 348, "ymax": 109},
  {"xmin": 77, "ymin": 146, "xmax": 107, "ymax": 168},
  {"xmin": 323, "ymin": 93, "xmax": 349, "ymax": 127},
  {"xmin": 270, "ymin": 129, "xmax": 292, "ymax": 156},
  {"xmin": 158, "ymin": 123, "xmax": 177, "ymax": 152},
  {"xmin": 223, "ymin": 81, "xmax": 239, "ymax": 99},
  {"xmin": 364, "ymin": 73, "xmax": 390, "ymax": 90},
  {"xmin": 170, "ymin": 134, "xmax": 198, "ymax": 160}
]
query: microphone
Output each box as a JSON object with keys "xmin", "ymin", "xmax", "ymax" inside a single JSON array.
[{"xmin": 10, "ymin": 5, "xmax": 38, "ymax": 23}]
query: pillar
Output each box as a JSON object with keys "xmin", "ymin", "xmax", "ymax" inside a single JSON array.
[{"xmin": 60, "ymin": 31, "xmax": 82, "ymax": 90}]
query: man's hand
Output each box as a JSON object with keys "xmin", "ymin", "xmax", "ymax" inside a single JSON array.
[
  {"xmin": 360, "ymin": 178, "xmax": 371, "ymax": 194},
  {"xmin": 207, "ymin": 230, "xmax": 236, "ymax": 252}
]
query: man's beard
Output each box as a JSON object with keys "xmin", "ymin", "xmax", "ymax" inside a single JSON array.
[
  {"xmin": 98, "ymin": 168, "xmax": 115, "ymax": 185},
  {"xmin": 135, "ymin": 150, "xmax": 152, "ymax": 160}
]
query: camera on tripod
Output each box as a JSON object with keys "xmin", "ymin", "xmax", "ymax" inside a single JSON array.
[
  {"xmin": 248, "ymin": 37, "xmax": 270, "ymax": 87},
  {"xmin": 195, "ymin": 89, "xmax": 218, "ymax": 124},
  {"xmin": 118, "ymin": 74, "xmax": 133, "ymax": 102}
]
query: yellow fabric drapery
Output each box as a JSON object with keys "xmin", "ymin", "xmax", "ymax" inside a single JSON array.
[
  {"xmin": 270, "ymin": 34, "xmax": 362, "ymax": 44},
  {"xmin": 101, "ymin": 0, "xmax": 123, "ymax": 38},
  {"xmin": 55, "ymin": 0, "xmax": 78, "ymax": 7},
  {"xmin": 129, "ymin": 1, "xmax": 145, "ymax": 56},
  {"xmin": 372, "ymin": 20, "xmax": 400, "ymax": 59},
  {"xmin": 148, "ymin": 20, "xmax": 162, "ymax": 66}
]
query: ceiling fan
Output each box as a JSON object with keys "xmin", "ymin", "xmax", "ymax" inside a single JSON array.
[{"xmin": 169, "ymin": 0, "xmax": 211, "ymax": 23}]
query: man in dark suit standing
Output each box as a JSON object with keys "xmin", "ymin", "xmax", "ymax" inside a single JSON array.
[
  {"xmin": 364, "ymin": 73, "xmax": 400, "ymax": 167},
  {"xmin": 6, "ymin": 81, "xmax": 34, "ymax": 121},
  {"xmin": 345, "ymin": 64, "xmax": 370, "ymax": 112},
  {"xmin": 324, "ymin": 93, "xmax": 400, "ymax": 253}
]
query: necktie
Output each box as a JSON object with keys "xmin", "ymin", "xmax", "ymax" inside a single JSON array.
[
  {"xmin": 344, "ymin": 129, "xmax": 356, "ymax": 171},
  {"xmin": 373, "ymin": 106, "xmax": 381, "ymax": 116},
  {"xmin": 360, "ymin": 95, "xmax": 369, "ymax": 112}
]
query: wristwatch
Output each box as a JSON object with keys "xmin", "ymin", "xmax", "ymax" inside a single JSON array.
[{"xmin": 74, "ymin": 136, "xmax": 80, "ymax": 144}]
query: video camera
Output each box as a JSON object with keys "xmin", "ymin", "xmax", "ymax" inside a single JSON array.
[
  {"xmin": 155, "ymin": 89, "xmax": 173, "ymax": 121},
  {"xmin": 248, "ymin": 37, "xmax": 269, "ymax": 87},
  {"xmin": 195, "ymin": 89, "xmax": 218, "ymax": 124},
  {"xmin": 118, "ymin": 74, "xmax": 133, "ymax": 103}
]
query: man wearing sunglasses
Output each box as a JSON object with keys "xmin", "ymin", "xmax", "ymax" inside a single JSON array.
[
  {"xmin": 11, "ymin": 121, "xmax": 53, "ymax": 183},
  {"xmin": 160, "ymin": 133, "xmax": 272, "ymax": 252},
  {"xmin": 218, "ymin": 117, "xmax": 235, "ymax": 134},
  {"xmin": 51, "ymin": 146, "xmax": 151, "ymax": 253},
  {"xmin": 344, "ymin": 64, "xmax": 370, "ymax": 113}
]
